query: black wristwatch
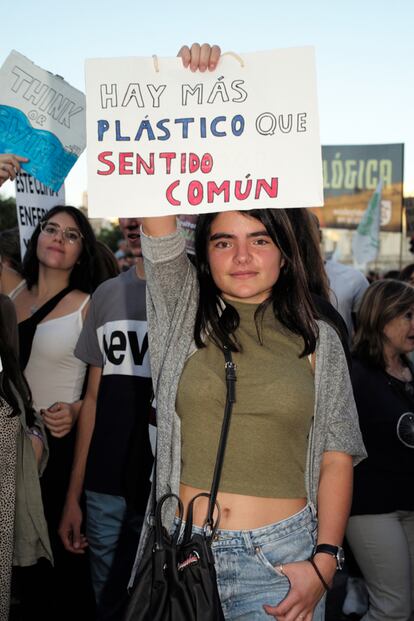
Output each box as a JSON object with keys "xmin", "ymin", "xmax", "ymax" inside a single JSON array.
[{"xmin": 313, "ymin": 544, "xmax": 345, "ymax": 570}]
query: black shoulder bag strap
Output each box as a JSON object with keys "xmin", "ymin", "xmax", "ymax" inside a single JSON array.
[
  {"xmin": 180, "ymin": 347, "xmax": 237, "ymax": 543},
  {"xmin": 204, "ymin": 347, "xmax": 236, "ymax": 529},
  {"xmin": 151, "ymin": 347, "xmax": 237, "ymax": 532},
  {"xmin": 18, "ymin": 286, "xmax": 74, "ymax": 370}
]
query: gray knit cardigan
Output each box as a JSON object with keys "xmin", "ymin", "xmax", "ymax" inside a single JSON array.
[{"xmin": 129, "ymin": 227, "xmax": 366, "ymax": 586}]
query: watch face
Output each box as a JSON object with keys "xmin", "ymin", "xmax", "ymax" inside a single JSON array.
[{"xmin": 337, "ymin": 547, "xmax": 345, "ymax": 570}]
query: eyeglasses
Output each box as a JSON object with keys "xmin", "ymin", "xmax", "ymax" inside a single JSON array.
[{"xmin": 40, "ymin": 221, "xmax": 83, "ymax": 244}]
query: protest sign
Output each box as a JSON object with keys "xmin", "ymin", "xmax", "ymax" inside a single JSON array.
[
  {"xmin": 85, "ymin": 47, "xmax": 323, "ymax": 218},
  {"xmin": 311, "ymin": 143, "xmax": 404, "ymax": 232},
  {"xmin": 0, "ymin": 50, "xmax": 86, "ymax": 192},
  {"xmin": 15, "ymin": 171, "xmax": 65, "ymax": 258}
]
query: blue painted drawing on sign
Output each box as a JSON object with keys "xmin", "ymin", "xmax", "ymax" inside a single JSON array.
[{"xmin": 0, "ymin": 105, "xmax": 78, "ymax": 191}]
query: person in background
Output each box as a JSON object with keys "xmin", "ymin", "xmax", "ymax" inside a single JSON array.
[
  {"xmin": 115, "ymin": 237, "xmax": 128, "ymax": 260},
  {"xmin": 347, "ymin": 279, "xmax": 414, "ymax": 621},
  {"xmin": 285, "ymin": 208, "xmax": 351, "ymax": 369},
  {"xmin": 400, "ymin": 263, "xmax": 414, "ymax": 286},
  {"xmin": 95, "ymin": 240, "xmax": 120, "ymax": 282},
  {"xmin": 311, "ymin": 214, "xmax": 369, "ymax": 340},
  {"xmin": 367, "ymin": 270, "xmax": 380, "ymax": 284},
  {"xmin": 0, "ymin": 228, "xmax": 24, "ymax": 297},
  {"xmin": 11, "ymin": 205, "xmax": 98, "ymax": 621},
  {"xmin": 383, "ymin": 269, "xmax": 400, "ymax": 280},
  {"xmin": 0, "ymin": 294, "xmax": 51, "ymax": 621},
  {"xmin": 59, "ymin": 217, "xmax": 153, "ymax": 621}
]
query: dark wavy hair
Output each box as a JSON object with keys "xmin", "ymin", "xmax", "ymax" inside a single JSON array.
[
  {"xmin": 0, "ymin": 295, "xmax": 34, "ymax": 423},
  {"xmin": 22, "ymin": 206, "xmax": 98, "ymax": 293},
  {"xmin": 194, "ymin": 209, "xmax": 318, "ymax": 356},
  {"xmin": 0, "ymin": 227, "xmax": 22, "ymax": 273},
  {"xmin": 400, "ymin": 263, "xmax": 414, "ymax": 283},
  {"xmin": 284, "ymin": 209, "xmax": 330, "ymax": 301},
  {"xmin": 353, "ymin": 279, "xmax": 414, "ymax": 368}
]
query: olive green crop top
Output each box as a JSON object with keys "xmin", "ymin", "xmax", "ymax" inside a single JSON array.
[{"xmin": 176, "ymin": 300, "xmax": 315, "ymax": 498}]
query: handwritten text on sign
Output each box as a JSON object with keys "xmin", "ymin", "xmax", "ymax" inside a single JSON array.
[
  {"xmin": 0, "ymin": 50, "xmax": 85, "ymax": 192},
  {"xmin": 86, "ymin": 47, "xmax": 323, "ymax": 217}
]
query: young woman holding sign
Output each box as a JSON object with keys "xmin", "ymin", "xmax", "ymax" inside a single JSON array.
[{"xmin": 127, "ymin": 44, "xmax": 366, "ymax": 621}]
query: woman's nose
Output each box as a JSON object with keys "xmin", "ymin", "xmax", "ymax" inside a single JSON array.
[
  {"xmin": 53, "ymin": 228, "xmax": 64, "ymax": 243},
  {"xmin": 234, "ymin": 241, "xmax": 251, "ymax": 263}
]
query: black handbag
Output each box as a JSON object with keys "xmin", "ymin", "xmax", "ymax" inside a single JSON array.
[{"xmin": 126, "ymin": 348, "xmax": 237, "ymax": 621}]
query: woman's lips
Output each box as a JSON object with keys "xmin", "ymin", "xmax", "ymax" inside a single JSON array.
[
  {"xmin": 47, "ymin": 246, "xmax": 65, "ymax": 254},
  {"xmin": 230, "ymin": 271, "xmax": 257, "ymax": 278}
]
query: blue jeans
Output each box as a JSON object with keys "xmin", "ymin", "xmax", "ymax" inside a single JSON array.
[
  {"xmin": 174, "ymin": 503, "xmax": 325, "ymax": 620},
  {"xmin": 85, "ymin": 490, "xmax": 143, "ymax": 620}
]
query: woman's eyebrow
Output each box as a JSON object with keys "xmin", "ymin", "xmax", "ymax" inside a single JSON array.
[
  {"xmin": 209, "ymin": 232, "xmax": 235, "ymax": 241},
  {"xmin": 209, "ymin": 230, "xmax": 270, "ymax": 241}
]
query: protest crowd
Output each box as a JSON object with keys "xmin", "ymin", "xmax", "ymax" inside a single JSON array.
[{"xmin": 0, "ymin": 43, "xmax": 413, "ymax": 621}]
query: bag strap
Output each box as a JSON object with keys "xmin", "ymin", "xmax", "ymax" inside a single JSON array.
[
  {"xmin": 151, "ymin": 347, "xmax": 237, "ymax": 537},
  {"xmin": 205, "ymin": 347, "xmax": 236, "ymax": 530},
  {"xmin": 18, "ymin": 286, "xmax": 74, "ymax": 370}
]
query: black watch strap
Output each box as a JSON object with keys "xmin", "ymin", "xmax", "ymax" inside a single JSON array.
[{"xmin": 313, "ymin": 544, "xmax": 345, "ymax": 570}]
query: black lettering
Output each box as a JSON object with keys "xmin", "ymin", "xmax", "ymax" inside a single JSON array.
[
  {"xmin": 127, "ymin": 331, "xmax": 148, "ymax": 365},
  {"xmin": 103, "ymin": 330, "xmax": 126, "ymax": 364}
]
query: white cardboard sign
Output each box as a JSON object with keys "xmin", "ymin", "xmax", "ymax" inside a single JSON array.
[
  {"xmin": 0, "ymin": 50, "xmax": 86, "ymax": 191},
  {"xmin": 15, "ymin": 172, "xmax": 65, "ymax": 258},
  {"xmin": 85, "ymin": 47, "xmax": 323, "ymax": 218}
]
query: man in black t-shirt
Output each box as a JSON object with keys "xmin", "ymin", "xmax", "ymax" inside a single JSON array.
[{"xmin": 59, "ymin": 219, "xmax": 154, "ymax": 621}]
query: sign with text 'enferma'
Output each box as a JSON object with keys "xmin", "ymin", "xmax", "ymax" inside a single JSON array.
[
  {"xmin": 15, "ymin": 172, "xmax": 65, "ymax": 258},
  {"xmin": 85, "ymin": 47, "xmax": 323, "ymax": 218},
  {"xmin": 0, "ymin": 50, "xmax": 86, "ymax": 192}
]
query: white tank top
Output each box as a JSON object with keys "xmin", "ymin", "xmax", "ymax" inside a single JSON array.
[{"xmin": 23, "ymin": 296, "xmax": 90, "ymax": 411}]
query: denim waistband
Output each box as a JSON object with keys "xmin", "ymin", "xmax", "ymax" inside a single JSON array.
[{"xmin": 173, "ymin": 502, "xmax": 316, "ymax": 550}]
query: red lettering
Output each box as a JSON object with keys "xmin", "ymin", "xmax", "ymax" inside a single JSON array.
[
  {"xmin": 180, "ymin": 153, "xmax": 186, "ymax": 174},
  {"xmin": 159, "ymin": 152, "xmax": 176, "ymax": 174},
  {"xmin": 207, "ymin": 180, "xmax": 230, "ymax": 203},
  {"xmin": 136, "ymin": 153, "xmax": 154, "ymax": 174},
  {"xmin": 188, "ymin": 180, "xmax": 203, "ymax": 206},
  {"xmin": 201, "ymin": 153, "xmax": 213, "ymax": 174},
  {"xmin": 97, "ymin": 151, "xmax": 115, "ymax": 175},
  {"xmin": 166, "ymin": 180, "xmax": 181, "ymax": 206},
  {"xmin": 234, "ymin": 179, "xmax": 252, "ymax": 200},
  {"xmin": 119, "ymin": 152, "xmax": 133, "ymax": 175},
  {"xmin": 255, "ymin": 177, "xmax": 278, "ymax": 199},
  {"xmin": 189, "ymin": 153, "xmax": 200, "ymax": 173}
]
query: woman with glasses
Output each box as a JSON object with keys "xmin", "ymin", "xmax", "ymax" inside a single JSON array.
[
  {"xmin": 11, "ymin": 205, "xmax": 97, "ymax": 620},
  {"xmin": 347, "ymin": 279, "xmax": 414, "ymax": 621}
]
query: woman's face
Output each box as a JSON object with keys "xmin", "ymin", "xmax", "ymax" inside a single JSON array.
[
  {"xmin": 207, "ymin": 211, "xmax": 284, "ymax": 304},
  {"xmin": 383, "ymin": 305, "xmax": 414, "ymax": 356},
  {"xmin": 37, "ymin": 211, "xmax": 83, "ymax": 272}
]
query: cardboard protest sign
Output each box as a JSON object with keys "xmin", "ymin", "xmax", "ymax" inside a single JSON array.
[
  {"xmin": 15, "ymin": 171, "xmax": 65, "ymax": 258},
  {"xmin": 0, "ymin": 50, "xmax": 86, "ymax": 192},
  {"xmin": 85, "ymin": 47, "xmax": 323, "ymax": 218}
]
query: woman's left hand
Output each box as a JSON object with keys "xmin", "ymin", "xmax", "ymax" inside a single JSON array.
[
  {"xmin": 263, "ymin": 560, "xmax": 332, "ymax": 620},
  {"xmin": 177, "ymin": 43, "xmax": 221, "ymax": 72},
  {"xmin": 41, "ymin": 401, "xmax": 77, "ymax": 438}
]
